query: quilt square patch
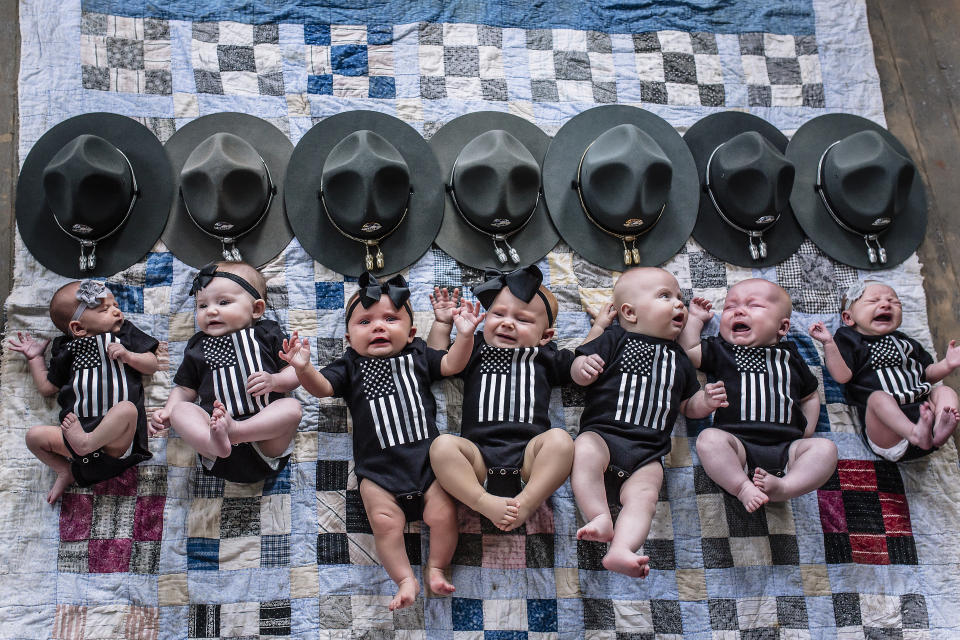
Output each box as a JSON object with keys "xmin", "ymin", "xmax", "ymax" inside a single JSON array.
[{"xmin": 81, "ymin": 12, "xmax": 172, "ymax": 94}]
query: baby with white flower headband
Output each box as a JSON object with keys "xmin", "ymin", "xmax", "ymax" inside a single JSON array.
[
  {"xmin": 809, "ymin": 281, "xmax": 960, "ymax": 461},
  {"xmin": 8, "ymin": 280, "xmax": 159, "ymax": 503}
]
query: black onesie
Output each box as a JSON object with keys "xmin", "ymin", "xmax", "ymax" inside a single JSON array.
[
  {"xmin": 833, "ymin": 325, "xmax": 935, "ymax": 460},
  {"xmin": 460, "ymin": 333, "xmax": 575, "ymax": 477},
  {"xmin": 47, "ymin": 321, "xmax": 158, "ymax": 487},
  {"xmin": 577, "ymin": 326, "xmax": 699, "ymax": 487},
  {"xmin": 174, "ymin": 319, "xmax": 292, "ymax": 483},
  {"xmin": 699, "ymin": 336, "xmax": 819, "ymax": 475},
  {"xmin": 320, "ymin": 338, "xmax": 446, "ymax": 521}
]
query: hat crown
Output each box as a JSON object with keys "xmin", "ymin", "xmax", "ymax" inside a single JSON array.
[
  {"xmin": 322, "ymin": 129, "xmax": 411, "ymax": 239},
  {"xmin": 452, "ymin": 129, "xmax": 540, "ymax": 234},
  {"xmin": 709, "ymin": 131, "xmax": 794, "ymax": 229},
  {"xmin": 42, "ymin": 134, "xmax": 134, "ymax": 238},
  {"xmin": 580, "ymin": 124, "xmax": 673, "ymax": 234},
  {"xmin": 180, "ymin": 132, "xmax": 271, "ymax": 237},
  {"xmin": 822, "ymin": 130, "xmax": 915, "ymax": 233}
]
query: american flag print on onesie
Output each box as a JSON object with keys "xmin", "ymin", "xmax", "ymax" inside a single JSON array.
[
  {"xmin": 615, "ymin": 339, "xmax": 678, "ymax": 431},
  {"xmin": 359, "ymin": 354, "xmax": 429, "ymax": 449},
  {"xmin": 733, "ymin": 344, "xmax": 795, "ymax": 424},
  {"xmin": 477, "ymin": 345, "xmax": 538, "ymax": 424},
  {"xmin": 869, "ymin": 335, "xmax": 931, "ymax": 404},
  {"xmin": 201, "ymin": 328, "xmax": 268, "ymax": 417},
  {"xmin": 67, "ymin": 333, "xmax": 129, "ymax": 417}
]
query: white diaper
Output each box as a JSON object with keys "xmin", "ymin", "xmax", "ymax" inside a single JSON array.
[{"xmin": 866, "ymin": 434, "xmax": 909, "ymax": 462}]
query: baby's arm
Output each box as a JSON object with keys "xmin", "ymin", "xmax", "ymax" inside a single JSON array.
[
  {"xmin": 440, "ymin": 300, "xmax": 483, "ymax": 376},
  {"xmin": 106, "ymin": 343, "xmax": 159, "ymax": 375},
  {"xmin": 7, "ymin": 332, "xmax": 58, "ymax": 397},
  {"xmin": 570, "ymin": 354, "xmax": 605, "ymax": 386},
  {"xmin": 150, "ymin": 385, "xmax": 198, "ymax": 435},
  {"xmin": 800, "ymin": 391, "xmax": 821, "ymax": 437},
  {"xmin": 807, "ymin": 322, "xmax": 852, "ymax": 383},
  {"xmin": 679, "ymin": 297, "xmax": 712, "ymax": 368},
  {"xmin": 278, "ymin": 331, "xmax": 335, "ymax": 398},
  {"xmin": 582, "ymin": 301, "xmax": 617, "ymax": 345},
  {"xmin": 246, "ymin": 365, "xmax": 301, "ymax": 397},
  {"xmin": 682, "ymin": 381, "xmax": 728, "ymax": 419},
  {"xmin": 923, "ymin": 339, "xmax": 960, "ymax": 383},
  {"xmin": 427, "ymin": 287, "xmax": 460, "ymax": 350}
]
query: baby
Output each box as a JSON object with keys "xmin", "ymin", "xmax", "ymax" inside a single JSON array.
[
  {"xmin": 570, "ymin": 267, "xmax": 727, "ymax": 578},
  {"xmin": 9, "ymin": 280, "xmax": 159, "ymax": 503},
  {"xmin": 151, "ymin": 262, "xmax": 302, "ymax": 483},
  {"xmin": 428, "ymin": 265, "xmax": 605, "ymax": 531},
  {"xmin": 680, "ymin": 278, "xmax": 837, "ymax": 512},
  {"xmin": 809, "ymin": 281, "xmax": 959, "ymax": 461},
  {"xmin": 279, "ymin": 272, "xmax": 480, "ymax": 611}
]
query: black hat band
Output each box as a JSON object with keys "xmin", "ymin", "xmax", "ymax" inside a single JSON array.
[
  {"xmin": 52, "ymin": 147, "xmax": 139, "ymax": 272},
  {"xmin": 704, "ymin": 143, "xmax": 780, "ymax": 262},
  {"xmin": 318, "ymin": 187, "xmax": 411, "ymax": 273},
  {"xmin": 180, "ymin": 152, "xmax": 276, "ymax": 263},
  {"xmin": 815, "ymin": 141, "xmax": 888, "ymax": 265}
]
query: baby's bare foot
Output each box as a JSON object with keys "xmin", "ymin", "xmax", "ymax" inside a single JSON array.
[
  {"xmin": 47, "ymin": 470, "xmax": 74, "ymax": 505},
  {"xmin": 389, "ymin": 576, "xmax": 419, "ymax": 611},
  {"xmin": 473, "ymin": 492, "xmax": 519, "ymax": 530},
  {"xmin": 932, "ymin": 407, "xmax": 959, "ymax": 448},
  {"xmin": 752, "ymin": 468, "xmax": 789, "ymax": 503},
  {"xmin": 426, "ymin": 565, "xmax": 455, "ymax": 597},
  {"xmin": 503, "ymin": 493, "xmax": 537, "ymax": 532},
  {"xmin": 576, "ymin": 513, "xmax": 614, "ymax": 543},
  {"xmin": 908, "ymin": 403, "xmax": 935, "ymax": 450},
  {"xmin": 60, "ymin": 413, "xmax": 94, "ymax": 456},
  {"xmin": 736, "ymin": 479, "xmax": 768, "ymax": 513},
  {"xmin": 602, "ymin": 546, "xmax": 650, "ymax": 578},
  {"xmin": 208, "ymin": 401, "xmax": 234, "ymax": 459}
]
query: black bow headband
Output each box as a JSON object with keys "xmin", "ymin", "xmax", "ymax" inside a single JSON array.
[
  {"xmin": 472, "ymin": 265, "xmax": 554, "ymax": 327},
  {"xmin": 346, "ymin": 272, "xmax": 413, "ymax": 322},
  {"xmin": 189, "ymin": 263, "xmax": 263, "ymax": 300}
]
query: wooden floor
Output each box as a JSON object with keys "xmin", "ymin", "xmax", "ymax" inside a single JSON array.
[{"xmin": 0, "ymin": 2, "xmax": 957, "ymax": 389}]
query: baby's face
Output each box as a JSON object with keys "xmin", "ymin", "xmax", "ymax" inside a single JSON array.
[
  {"xmin": 346, "ymin": 295, "xmax": 415, "ymax": 357},
  {"xmin": 482, "ymin": 288, "xmax": 553, "ymax": 349},
  {"xmin": 74, "ymin": 292, "xmax": 124, "ymax": 336},
  {"xmin": 615, "ymin": 269, "xmax": 687, "ymax": 340},
  {"xmin": 719, "ymin": 279, "xmax": 791, "ymax": 347},
  {"xmin": 195, "ymin": 278, "xmax": 263, "ymax": 336},
  {"xmin": 843, "ymin": 284, "xmax": 902, "ymax": 336}
]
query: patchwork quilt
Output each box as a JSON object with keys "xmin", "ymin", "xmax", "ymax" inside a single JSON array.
[{"xmin": 3, "ymin": 0, "xmax": 960, "ymax": 638}]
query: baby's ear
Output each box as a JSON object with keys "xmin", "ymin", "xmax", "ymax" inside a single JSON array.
[
  {"xmin": 777, "ymin": 317, "xmax": 791, "ymax": 338},
  {"xmin": 344, "ymin": 332, "xmax": 352, "ymax": 347},
  {"xmin": 840, "ymin": 310, "xmax": 855, "ymax": 327},
  {"xmin": 538, "ymin": 327, "xmax": 556, "ymax": 345},
  {"xmin": 68, "ymin": 320, "xmax": 86, "ymax": 338},
  {"xmin": 407, "ymin": 325, "xmax": 417, "ymax": 342},
  {"xmin": 619, "ymin": 303, "xmax": 636, "ymax": 324},
  {"xmin": 252, "ymin": 299, "xmax": 266, "ymax": 319}
]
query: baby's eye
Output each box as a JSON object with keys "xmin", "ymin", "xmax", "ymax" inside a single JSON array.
[
  {"xmin": 386, "ymin": 315, "xmax": 398, "ymax": 322},
  {"xmin": 219, "ymin": 299, "xmax": 231, "ymax": 305},
  {"xmin": 359, "ymin": 319, "xmax": 370, "ymax": 325},
  {"xmin": 198, "ymin": 303, "xmax": 207, "ymax": 309}
]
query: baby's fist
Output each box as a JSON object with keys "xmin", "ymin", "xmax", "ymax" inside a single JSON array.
[
  {"xmin": 704, "ymin": 381, "xmax": 728, "ymax": 409},
  {"xmin": 808, "ymin": 321, "xmax": 832, "ymax": 345}
]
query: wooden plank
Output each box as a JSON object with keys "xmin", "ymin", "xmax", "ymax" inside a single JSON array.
[
  {"xmin": 0, "ymin": 0, "xmax": 18, "ymax": 315},
  {"xmin": 867, "ymin": 0, "xmax": 960, "ymax": 391},
  {"xmin": 918, "ymin": 2, "xmax": 960, "ymax": 121}
]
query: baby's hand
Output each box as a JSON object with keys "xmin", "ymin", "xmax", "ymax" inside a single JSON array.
[
  {"xmin": 106, "ymin": 342, "xmax": 130, "ymax": 363},
  {"xmin": 246, "ymin": 371, "xmax": 277, "ymax": 397},
  {"xmin": 7, "ymin": 331, "xmax": 50, "ymax": 361},
  {"xmin": 945, "ymin": 339, "xmax": 960, "ymax": 370},
  {"xmin": 149, "ymin": 407, "xmax": 170, "ymax": 435},
  {"xmin": 688, "ymin": 297, "xmax": 714, "ymax": 323},
  {"xmin": 452, "ymin": 299, "xmax": 484, "ymax": 335},
  {"xmin": 704, "ymin": 381, "xmax": 728, "ymax": 409},
  {"xmin": 572, "ymin": 354, "xmax": 605, "ymax": 386},
  {"xmin": 586, "ymin": 302, "xmax": 617, "ymax": 330},
  {"xmin": 279, "ymin": 331, "xmax": 311, "ymax": 370},
  {"xmin": 808, "ymin": 321, "xmax": 833, "ymax": 345},
  {"xmin": 429, "ymin": 287, "xmax": 461, "ymax": 324}
]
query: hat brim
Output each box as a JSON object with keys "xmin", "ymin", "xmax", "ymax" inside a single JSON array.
[
  {"xmin": 16, "ymin": 113, "xmax": 173, "ymax": 278},
  {"xmin": 428, "ymin": 112, "xmax": 559, "ymax": 270},
  {"xmin": 787, "ymin": 113, "xmax": 926, "ymax": 270},
  {"xmin": 163, "ymin": 113, "xmax": 293, "ymax": 269},
  {"xmin": 543, "ymin": 105, "xmax": 699, "ymax": 270},
  {"xmin": 284, "ymin": 110, "xmax": 444, "ymax": 277},
  {"xmin": 684, "ymin": 111, "xmax": 805, "ymax": 268}
]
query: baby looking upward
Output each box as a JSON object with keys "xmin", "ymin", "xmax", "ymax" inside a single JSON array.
[{"xmin": 809, "ymin": 281, "xmax": 959, "ymax": 461}]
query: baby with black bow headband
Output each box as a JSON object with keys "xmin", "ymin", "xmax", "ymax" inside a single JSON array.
[
  {"xmin": 151, "ymin": 261, "xmax": 302, "ymax": 484},
  {"xmin": 9, "ymin": 280, "xmax": 159, "ymax": 503},
  {"xmin": 280, "ymin": 272, "xmax": 483, "ymax": 611}
]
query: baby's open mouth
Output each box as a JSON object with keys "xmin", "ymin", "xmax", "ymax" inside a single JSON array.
[
  {"xmin": 672, "ymin": 313, "xmax": 685, "ymax": 324},
  {"xmin": 370, "ymin": 337, "xmax": 390, "ymax": 345},
  {"xmin": 733, "ymin": 322, "xmax": 751, "ymax": 333},
  {"xmin": 874, "ymin": 313, "xmax": 892, "ymax": 322}
]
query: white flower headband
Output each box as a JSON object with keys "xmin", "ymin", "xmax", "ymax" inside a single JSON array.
[
  {"xmin": 841, "ymin": 280, "xmax": 885, "ymax": 312},
  {"xmin": 71, "ymin": 280, "xmax": 111, "ymax": 322}
]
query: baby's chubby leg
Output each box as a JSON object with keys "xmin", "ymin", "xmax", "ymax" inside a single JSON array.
[
  {"xmin": 696, "ymin": 428, "xmax": 768, "ymax": 513},
  {"xmin": 60, "ymin": 401, "xmax": 137, "ymax": 457},
  {"xmin": 359, "ymin": 479, "xmax": 419, "ymax": 611},
  {"xmin": 865, "ymin": 390, "xmax": 934, "ymax": 450},
  {"xmin": 169, "ymin": 402, "xmax": 231, "ymax": 460},
  {"xmin": 929, "ymin": 386, "xmax": 960, "ymax": 448},
  {"xmin": 753, "ymin": 438, "xmax": 837, "ymax": 502},
  {"xmin": 25, "ymin": 424, "xmax": 75, "ymax": 504},
  {"xmin": 212, "ymin": 398, "xmax": 302, "ymax": 458},
  {"xmin": 602, "ymin": 462, "xmax": 662, "ymax": 578},
  {"xmin": 429, "ymin": 434, "xmax": 519, "ymax": 530},
  {"xmin": 571, "ymin": 432, "xmax": 614, "ymax": 543},
  {"xmin": 422, "ymin": 481, "xmax": 458, "ymax": 597},
  {"xmin": 507, "ymin": 428, "xmax": 575, "ymax": 531}
]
